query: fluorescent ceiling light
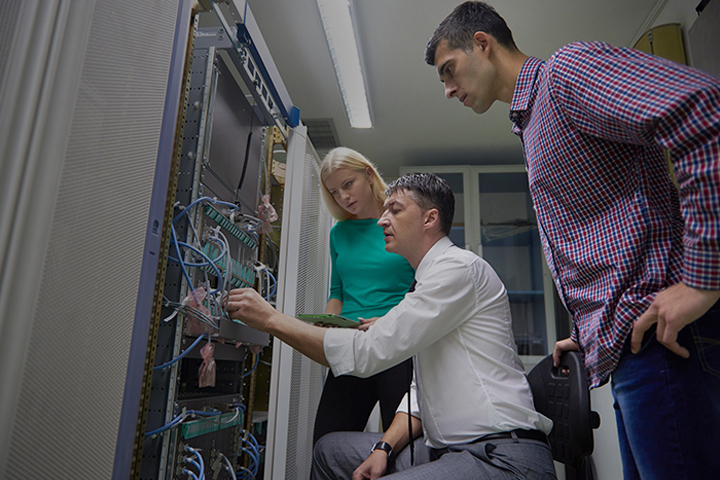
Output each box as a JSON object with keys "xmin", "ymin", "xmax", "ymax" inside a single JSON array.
[{"xmin": 316, "ymin": 0, "xmax": 372, "ymax": 129}]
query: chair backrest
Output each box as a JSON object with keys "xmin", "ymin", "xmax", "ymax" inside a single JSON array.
[{"xmin": 527, "ymin": 351, "xmax": 600, "ymax": 470}]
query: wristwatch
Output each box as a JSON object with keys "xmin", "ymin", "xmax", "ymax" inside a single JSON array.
[{"xmin": 370, "ymin": 441, "xmax": 393, "ymax": 457}]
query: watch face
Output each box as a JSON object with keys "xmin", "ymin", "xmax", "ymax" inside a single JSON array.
[{"xmin": 372, "ymin": 441, "xmax": 392, "ymax": 456}]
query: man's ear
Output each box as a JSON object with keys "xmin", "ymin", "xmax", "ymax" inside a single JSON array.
[
  {"xmin": 423, "ymin": 208, "xmax": 440, "ymax": 232},
  {"xmin": 473, "ymin": 31, "xmax": 491, "ymax": 54}
]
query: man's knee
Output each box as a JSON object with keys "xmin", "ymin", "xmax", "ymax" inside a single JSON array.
[
  {"xmin": 312, "ymin": 431, "xmax": 379, "ymax": 480},
  {"xmin": 313, "ymin": 432, "xmax": 341, "ymax": 466},
  {"xmin": 311, "ymin": 433, "xmax": 337, "ymax": 480},
  {"xmin": 313, "ymin": 432, "xmax": 356, "ymax": 473}
]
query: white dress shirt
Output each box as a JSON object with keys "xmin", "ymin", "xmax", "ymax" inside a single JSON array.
[{"xmin": 323, "ymin": 236, "xmax": 552, "ymax": 448}]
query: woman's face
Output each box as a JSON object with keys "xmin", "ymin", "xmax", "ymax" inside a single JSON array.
[{"xmin": 324, "ymin": 167, "xmax": 377, "ymax": 219}]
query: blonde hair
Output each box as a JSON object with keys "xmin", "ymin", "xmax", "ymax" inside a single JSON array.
[{"xmin": 320, "ymin": 147, "xmax": 388, "ymax": 221}]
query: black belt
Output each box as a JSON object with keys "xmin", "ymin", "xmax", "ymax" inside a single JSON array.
[{"xmin": 474, "ymin": 429, "xmax": 548, "ymax": 445}]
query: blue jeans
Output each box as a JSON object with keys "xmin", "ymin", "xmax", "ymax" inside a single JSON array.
[
  {"xmin": 311, "ymin": 431, "xmax": 556, "ymax": 480},
  {"xmin": 611, "ymin": 307, "xmax": 720, "ymax": 480}
]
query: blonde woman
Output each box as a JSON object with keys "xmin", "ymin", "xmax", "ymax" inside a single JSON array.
[{"xmin": 313, "ymin": 147, "xmax": 415, "ymax": 444}]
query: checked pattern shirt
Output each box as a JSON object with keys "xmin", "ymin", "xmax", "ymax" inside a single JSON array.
[{"xmin": 509, "ymin": 42, "xmax": 720, "ymax": 387}]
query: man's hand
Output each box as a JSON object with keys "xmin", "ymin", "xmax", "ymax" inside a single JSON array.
[
  {"xmin": 352, "ymin": 451, "xmax": 388, "ymax": 480},
  {"xmin": 225, "ymin": 288, "xmax": 278, "ymax": 333},
  {"xmin": 631, "ymin": 283, "xmax": 720, "ymax": 358},
  {"xmin": 552, "ymin": 337, "xmax": 579, "ymax": 367},
  {"xmin": 358, "ymin": 317, "xmax": 379, "ymax": 332},
  {"xmin": 226, "ymin": 288, "xmax": 329, "ymax": 366}
]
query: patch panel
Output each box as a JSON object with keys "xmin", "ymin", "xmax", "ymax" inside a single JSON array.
[
  {"xmin": 200, "ymin": 243, "xmax": 256, "ymax": 288},
  {"xmin": 205, "ymin": 205, "xmax": 258, "ymax": 250},
  {"xmin": 181, "ymin": 410, "xmax": 245, "ymax": 440}
]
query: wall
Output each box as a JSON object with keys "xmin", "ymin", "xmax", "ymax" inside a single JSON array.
[{"xmin": 651, "ymin": 0, "xmax": 700, "ymax": 63}]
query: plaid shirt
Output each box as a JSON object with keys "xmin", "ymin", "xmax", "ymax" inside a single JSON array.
[{"xmin": 510, "ymin": 42, "xmax": 720, "ymax": 387}]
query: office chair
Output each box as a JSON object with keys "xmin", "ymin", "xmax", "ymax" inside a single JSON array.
[{"xmin": 527, "ymin": 351, "xmax": 601, "ymax": 480}]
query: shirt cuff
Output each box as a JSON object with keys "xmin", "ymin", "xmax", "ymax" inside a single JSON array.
[
  {"xmin": 682, "ymin": 245, "xmax": 720, "ymax": 290},
  {"xmin": 323, "ymin": 328, "xmax": 358, "ymax": 376}
]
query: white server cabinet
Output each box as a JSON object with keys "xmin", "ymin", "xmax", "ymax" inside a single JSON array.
[
  {"xmin": 0, "ymin": 0, "xmax": 192, "ymax": 478},
  {"xmin": 265, "ymin": 126, "xmax": 332, "ymax": 480}
]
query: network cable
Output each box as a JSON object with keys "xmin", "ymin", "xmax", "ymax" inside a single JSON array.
[
  {"xmin": 253, "ymin": 262, "xmax": 277, "ymax": 301},
  {"xmin": 265, "ymin": 270, "xmax": 277, "ymax": 298},
  {"xmin": 171, "ymin": 226, "xmax": 196, "ymax": 295},
  {"xmin": 173, "ymin": 196, "xmax": 238, "ymax": 224},
  {"xmin": 168, "ymin": 227, "xmax": 233, "ymax": 310},
  {"xmin": 172, "ymin": 240, "xmax": 224, "ymax": 294},
  {"xmin": 170, "ymin": 197, "xmax": 238, "ymax": 298},
  {"xmin": 221, "ymin": 406, "xmax": 243, "ymax": 424},
  {"xmin": 242, "ymin": 354, "xmax": 260, "ymax": 378},
  {"xmin": 185, "ymin": 458, "xmax": 202, "ymax": 477},
  {"xmin": 215, "ymin": 230, "xmax": 233, "ymax": 296},
  {"xmin": 217, "ymin": 452, "xmax": 238, "ymax": 480},
  {"xmin": 183, "ymin": 470, "xmax": 199, "ymax": 480},
  {"xmin": 144, "ymin": 408, "xmax": 226, "ymax": 439},
  {"xmin": 153, "ymin": 333, "xmax": 207, "ymax": 371},
  {"xmin": 144, "ymin": 413, "xmax": 184, "ymax": 437},
  {"xmin": 185, "ymin": 445, "xmax": 206, "ymax": 480},
  {"xmin": 162, "ymin": 300, "xmax": 219, "ymax": 330},
  {"xmin": 236, "ymin": 429, "xmax": 260, "ymax": 479},
  {"xmin": 236, "ymin": 466, "xmax": 255, "ymax": 480}
]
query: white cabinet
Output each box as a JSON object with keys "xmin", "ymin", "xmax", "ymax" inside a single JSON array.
[{"xmin": 400, "ymin": 165, "xmax": 557, "ymax": 359}]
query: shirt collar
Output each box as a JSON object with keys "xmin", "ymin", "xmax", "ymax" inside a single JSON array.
[
  {"xmin": 509, "ymin": 56, "xmax": 544, "ymax": 129},
  {"xmin": 416, "ymin": 236, "xmax": 454, "ymax": 280}
]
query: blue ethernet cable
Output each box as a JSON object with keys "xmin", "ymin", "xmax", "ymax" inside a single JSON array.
[
  {"xmin": 265, "ymin": 270, "xmax": 277, "ymax": 297},
  {"xmin": 185, "ymin": 458, "xmax": 202, "ymax": 475},
  {"xmin": 186, "ymin": 445, "xmax": 206, "ymax": 480},
  {"xmin": 188, "ymin": 409, "xmax": 222, "ymax": 417},
  {"xmin": 145, "ymin": 408, "xmax": 224, "ymax": 438},
  {"xmin": 235, "ymin": 466, "xmax": 255, "ymax": 480},
  {"xmin": 168, "ymin": 237, "xmax": 227, "ymax": 267},
  {"xmin": 174, "ymin": 241, "xmax": 224, "ymax": 294},
  {"xmin": 153, "ymin": 333, "xmax": 207, "ymax": 371},
  {"xmin": 184, "ymin": 469, "xmax": 199, "ymax": 480},
  {"xmin": 173, "ymin": 196, "xmax": 238, "ymax": 224},
  {"xmin": 242, "ymin": 355, "xmax": 260, "ymax": 378},
  {"xmin": 219, "ymin": 453, "xmax": 238, "ymax": 480},
  {"xmin": 144, "ymin": 413, "xmax": 183, "ymax": 437},
  {"xmin": 171, "ymin": 225, "xmax": 195, "ymax": 294}
]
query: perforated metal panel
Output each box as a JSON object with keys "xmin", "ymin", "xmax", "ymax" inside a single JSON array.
[
  {"xmin": 304, "ymin": 118, "xmax": 339, "ymax": 153},
  {"xmin": 285, "ymin": 350, "xmax": 326, "ymax": 475},
  {"xmin": 267, "ymin": 128, "xmax": 331, "ymax": 480},
  {"xmin": 0, "ymin": 0, "xmax": 182, "ymax": 478},
  {"xmin": 294, "ymin": 151, "xmax": 332, "ymax": 315},
  {"xmin": 0, "ymin": 0, "xmax": 21, "ymax": 85}
]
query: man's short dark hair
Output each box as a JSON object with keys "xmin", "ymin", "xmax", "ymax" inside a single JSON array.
[
  {"xmin": 386, "ymin": 173, "xmax": 455, "ymax": 236},
  {"xmin": 425, "ymin": 1, "xmax": 517, "ymax": 65}
]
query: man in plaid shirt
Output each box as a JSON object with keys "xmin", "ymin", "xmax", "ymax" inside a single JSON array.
[{"xmin": 426, "ymin": 2, "xmax": 720, "ymax": 479}]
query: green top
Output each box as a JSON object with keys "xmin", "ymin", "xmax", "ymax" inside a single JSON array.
[{"xmin": 329, "ymin": 218, "xmax": 415, "ymax": 321}]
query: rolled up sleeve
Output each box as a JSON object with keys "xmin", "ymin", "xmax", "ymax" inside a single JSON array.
[
  {"xmin": 395, "ymin": 375, "xmax": 420, "ymax": 419},
  {"xmin": 323, "ymin": 327, "xmax": 358, "ymax": 376}
]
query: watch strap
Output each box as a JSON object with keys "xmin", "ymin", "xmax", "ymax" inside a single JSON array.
[{"xmin": 370, "ymin": 441, "xmax": 393, "ymax": 457}]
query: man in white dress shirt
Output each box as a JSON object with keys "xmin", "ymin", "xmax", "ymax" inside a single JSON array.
[{"xmin": 225, "ymin": 173, "xmax": 554, "ymax": 479}]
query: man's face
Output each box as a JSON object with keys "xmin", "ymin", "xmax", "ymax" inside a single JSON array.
[
  {"xmin": 434, "ymin": 38, "xmax": 497, "ymax": 114},
  {"xmin": 377, "ymin": 190, "xmax": 424, "ymax": 259}
]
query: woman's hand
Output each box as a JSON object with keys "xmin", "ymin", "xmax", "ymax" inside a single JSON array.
[{"xmin": 358, "ymin": 317, "xmax": 379, "ymax": 331}]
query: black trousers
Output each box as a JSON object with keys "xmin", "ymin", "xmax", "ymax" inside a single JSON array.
[{"xmin": 313, "ymin": 358, "xmax": 412, "ymax": 444}]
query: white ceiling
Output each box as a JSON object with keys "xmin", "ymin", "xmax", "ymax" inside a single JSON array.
[{"xmin": 246, "ymin": 0, "xmax": 663, "ymax": 177}]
